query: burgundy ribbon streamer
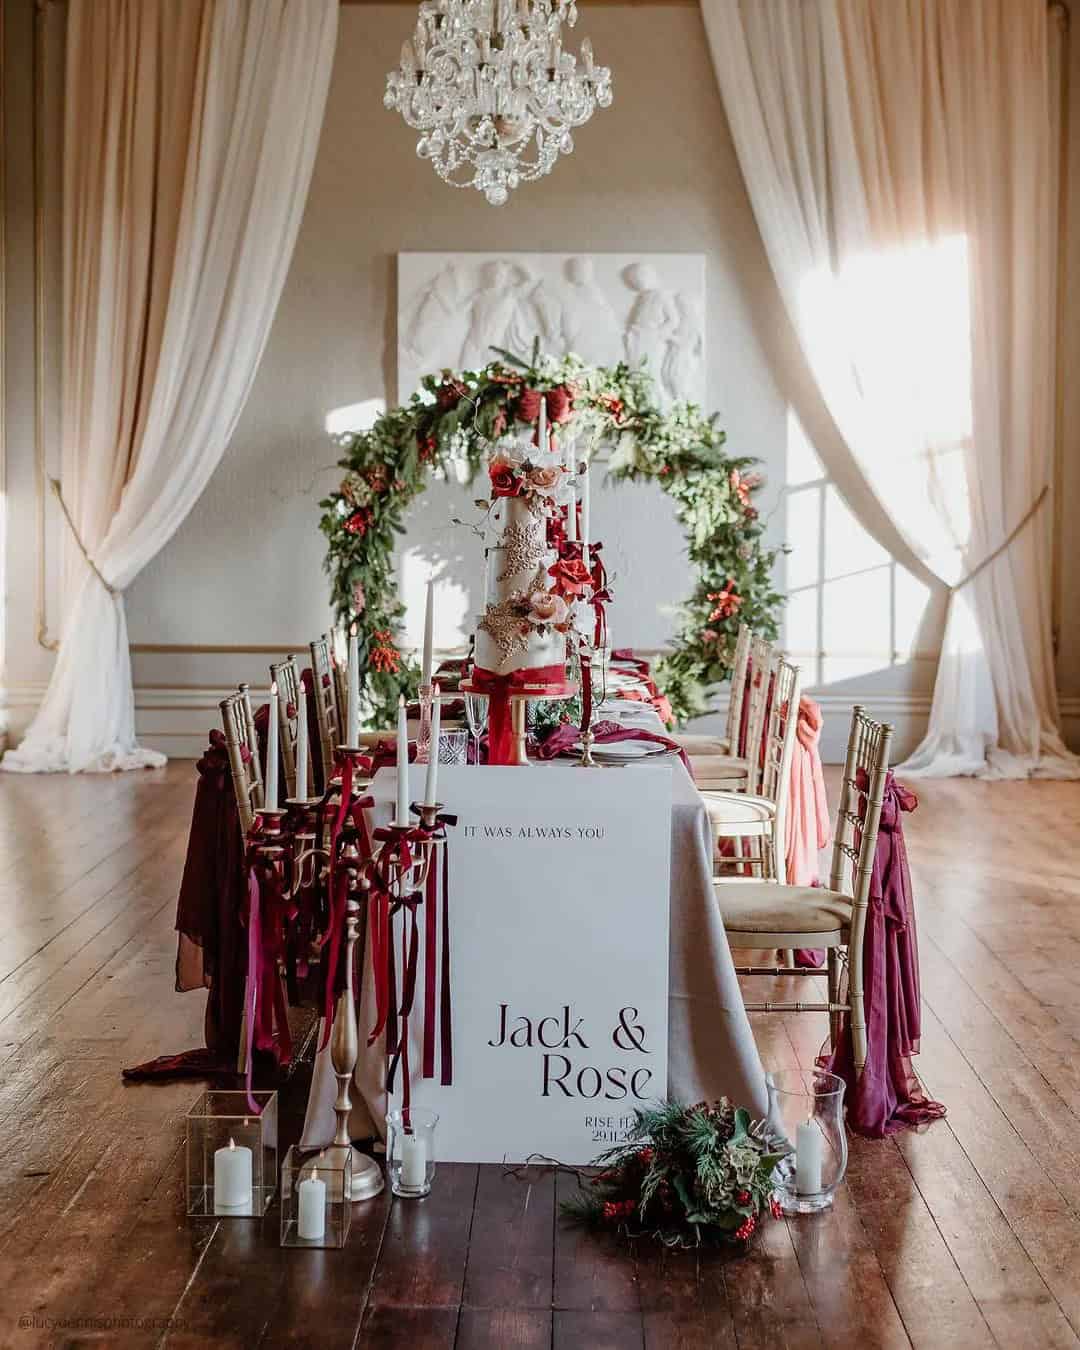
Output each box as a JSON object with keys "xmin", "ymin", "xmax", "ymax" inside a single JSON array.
[{"xmin": 367, "ymin": 811, "xmax": 458, "ymax": 1103}]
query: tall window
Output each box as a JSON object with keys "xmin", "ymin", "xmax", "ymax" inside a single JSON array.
[{"xmin": 783, "ymin": 410, "xmax": 932, "ymax": 688}]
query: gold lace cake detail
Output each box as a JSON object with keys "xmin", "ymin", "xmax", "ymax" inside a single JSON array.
[{"xmin": 496, "ymin": 521, "xmax": 546, "ymax": 583}]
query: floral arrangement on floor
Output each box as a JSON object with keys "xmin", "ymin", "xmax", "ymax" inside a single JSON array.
[
  {"xmin": 561, "ymin": 1099, "xmax": 787, "ymax": 1249},
  {"xmin": 319, "ymin": 351, "xmax": 781, "ymax": 730}
]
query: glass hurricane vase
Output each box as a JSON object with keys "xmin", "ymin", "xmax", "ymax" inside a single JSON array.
[{"xmin": 769, "ymin": 1068, "xmax": 847, "ymax": 1214}]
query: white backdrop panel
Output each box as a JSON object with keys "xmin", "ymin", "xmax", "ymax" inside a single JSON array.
[{"xmin": 397, "ymin": 251, "xmax": 707, "ymax": 409}]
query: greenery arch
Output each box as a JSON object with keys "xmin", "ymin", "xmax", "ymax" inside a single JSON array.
[{"xmin": 319, "ymin": 353, "xmax": 781, "ymax": 730}]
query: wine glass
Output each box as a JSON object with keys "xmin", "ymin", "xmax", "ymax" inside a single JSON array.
[{"xmin": 463, "ymin": 690, "xmax": 488, "ymax": 766}]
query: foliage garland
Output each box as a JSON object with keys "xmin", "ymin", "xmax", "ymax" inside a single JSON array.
[
  {"xmin": 561, "ymin": 1098, "xmax": 787, "ymax": 1249},
  {"xmin": 319, "ymin": 353, "xmax": 781, "ymax": 730}
]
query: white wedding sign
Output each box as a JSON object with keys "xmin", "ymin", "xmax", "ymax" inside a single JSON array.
[
  {"xmin": 397, "ymin": 251, "xmax": 706, "ymax": 408},
  {"xmin": 377, "ymin": 763, "xmax": 672, "ymax": 1164}
]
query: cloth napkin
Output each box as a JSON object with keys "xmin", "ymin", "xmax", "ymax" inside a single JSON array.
[{"xmin": 536, "ymin": 719, "xmax": 693, "ymax": 776}]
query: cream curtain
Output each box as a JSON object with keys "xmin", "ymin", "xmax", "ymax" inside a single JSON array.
[
  {"xmin": 703, "ymin": 0, "xmax": 1077, "ymax": 778},
  {"xmin": 2, "ymin": 0, "xmax": 337, "ymax": 774}
]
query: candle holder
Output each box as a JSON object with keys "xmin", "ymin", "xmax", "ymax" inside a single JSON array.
[
  {"xmin": 414, "ymin": 683, "xmax": 434, "ymax": 765},
  {"xmin": 386, "ymin": 1106, "xmax": 439, "ymax": 1198},
  {"xmin": 577, "ymin": 727, "xmax": 599, "ymax": 768},
  {"xmin": 280, "ymin": 1146, "xmax": 352, "ymax": 1248},
  {"xmin": 327, "ymin": 831, "xmax": 385, "ymax": 1201},
  {"xmin": 283, "ymin": 797, "xmax": 327, "ymax": 896},
  {"xmin": 769, "ymin": 1068, "xmax": 848, "ymax": 1214},
  {"xmin": 186, "ymin": 1090, "xmax": 278, "ymax": 1218}
]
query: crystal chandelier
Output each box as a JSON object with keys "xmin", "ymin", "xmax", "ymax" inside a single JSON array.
[{"xmin": 384, "ymin": 0, "xmax": 613, "ymax": 206}]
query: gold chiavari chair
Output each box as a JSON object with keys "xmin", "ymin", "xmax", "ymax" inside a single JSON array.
[
  {"xmin": 310, "ymin": 634, "xmax": 343, "ymax": 789},
  {"xmin": 717, "ymin": 706, "xmax": 893, "ymax": 1070},
  {"xmin": 269, "ymin": 655, "xmax": 306, "ymax": 801},
  {"xmin": 685, "ymin": 628, "xmax": 769, "ymax": 791},
  {"xmin": 704, "ymin": 654, "xmax": 802, "ymax": 884},
  {"xmin": 220, "ymin": 690, "xmax": 264, "ymax": 837}
]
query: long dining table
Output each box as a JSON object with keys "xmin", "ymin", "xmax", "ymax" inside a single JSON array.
[{"xmin": 300, "ymin": 696, "xmax": 770, "ymax": 1153}]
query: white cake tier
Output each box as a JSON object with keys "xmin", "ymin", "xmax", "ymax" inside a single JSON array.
[{"xmin": 474, "ymin": 619, "xmax": 567, "ymax": 678}]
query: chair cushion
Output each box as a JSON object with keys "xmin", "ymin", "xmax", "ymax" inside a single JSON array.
[
  {"xmin": 690, "ymin": 754, "xmax": 749, "ymax": 787},
  {"xmin": 676, "ymin": 733, "xmax": 730, "ymax": 755},
  {"xmin": 716, "ymin": 884, "xmax": 852, "ymax": 934},
  {"xmin": 701, "ymin": 791, "xmax": 775, "ymax": 826}
]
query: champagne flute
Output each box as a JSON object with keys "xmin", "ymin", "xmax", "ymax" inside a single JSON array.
[{"xmin": 464, "ymin": 690, "xmax": 488, "ymax": 766}]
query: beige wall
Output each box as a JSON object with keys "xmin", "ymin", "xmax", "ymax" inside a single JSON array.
[{"xmin": 2, "ymin": 0, "xmax": 1078, "ymax": 760}]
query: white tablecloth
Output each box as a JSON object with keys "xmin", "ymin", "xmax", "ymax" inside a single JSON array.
[{"xmin": 301, "ymin": 733, "xmax": 768, "ymax": 1149}]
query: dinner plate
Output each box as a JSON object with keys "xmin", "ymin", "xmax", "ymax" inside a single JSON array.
[{"xmin": 592, "ymin": 740, "xmax": 669, "ymax": 761}]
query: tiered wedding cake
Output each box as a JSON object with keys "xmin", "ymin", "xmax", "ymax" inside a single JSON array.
[{"xmin": 474, "ymin": 442, "xmax": 573, "ymax": 691}]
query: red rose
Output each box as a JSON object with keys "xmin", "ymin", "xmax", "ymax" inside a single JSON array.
[
  {"xmin": 417, "ymin": 432, "xmax": 438, "ymax": 463},
  {"xmin": 436, "ymin": 378, "xmax": 468, "ymax": 410},
  {"xmin": 546, "ymin": 384, "xmax": 574, "ymax": 424},
  {"xmin": 548, "ymin": 557, "xmax": 592, "ymax": 598},
  {"xmin": 515, "ymin": 387, "xmax": 542, "ymax": 425},
  {"xmin": 489, "ymin": 461, "xmax": 523, "ymax": 498}
]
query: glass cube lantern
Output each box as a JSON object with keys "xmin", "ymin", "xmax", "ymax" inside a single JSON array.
[
  {"xmin": 280, "ymin": 1146, "xmax": 352, "ymax": 1249},
  {"xmin": 186, "ymin": 1090, "xmax": 278, "ymax": 1218}
]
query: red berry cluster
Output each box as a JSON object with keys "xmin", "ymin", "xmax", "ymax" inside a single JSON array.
[
  {"xmin": 770, "ymin": 1197, "xmax": 783, "ymax": 1220},
  {"xmin": 734, "ymin": 1214, "xmax": 757, "ymax": 1242},
  {"xmin": 602, "ymin": 1199, "xmax": 636, "ymax": 1223}
]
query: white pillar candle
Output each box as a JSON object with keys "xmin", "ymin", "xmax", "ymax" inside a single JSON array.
[
  {"xmin": 297, "ymin": 1168, "xmax": 326, "ymax": 1240},
  {"xmin": 400, "ymin": 1134, "xmax": 427, "ymax": 1189},
  {"xmin": 265, "ymin": 684, "xmax": 279, "ymax": 811},
  {"xmin": 214, "ymin": 1137, "xmax": 253, "ymax": 1209},
  {"xmin": 347, "ymin": 624, "xmax": 360, "ymax": 746},
  {"xmin": 396, "ymin": 695, "xmax": 410, "ymax": 827},
  {"xmin": 566, "ymin": 480, "xmax": 578, "ymax": 543},
  {"xmin": 424, "ymin": 684, "xmax": 441, "ymax": 806},
  {"xmin": 795, "ymin": 1118, "xmax": 823, "ymax": 1194},
  {"xmin": 581, "ymin": 462, "xmax": 591, "ymax": 550},
  {"xmin": 295, "ymin": 689, "xmax": 309, "ymax": 801},
  {"xmin": 422, "ymin": 577, "xmax": 435, "ymax": 687},
  {"xmin": 537, "ymin": 386, "xmax": 547, "ymax": 452}
]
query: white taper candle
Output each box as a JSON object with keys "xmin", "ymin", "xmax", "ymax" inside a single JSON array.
[
  {"xmin": 347, "ymin": 624, "xmax": 359, "ymax": 746},
  {"xmin": 422, "ymin": 577, "xmax": 434, "ymax": 686},
  {"xmin": 581, "ymin": 461, "xmax": 591, "ymax": 550},
  {"xmin": 396, "ymin": 694, "xmax": 410, "ymax": 827},
  {"xmin": 537, "ymin": 387, "xmax": 547, "ymax": 452},
  {"xmin": 295, "ymin": 688, "xmax": 309, "ymax": 801},
  {"xmin": 265, "ymin": 683, "xmax": 279, "ymax": 811}
]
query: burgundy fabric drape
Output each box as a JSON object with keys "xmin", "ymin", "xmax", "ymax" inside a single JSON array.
[
  {"xmin": 821, "ymin": 772, "xmax": 946, "ymax": 1137},
  {"xmin": 123, "ymin": 730, "xmax": 247, "ymax": 1080}
]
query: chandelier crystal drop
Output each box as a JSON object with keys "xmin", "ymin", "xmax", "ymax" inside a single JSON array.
[{"xmin": 384, "ymin": 0, "xmax": 613, "ymax": 206}]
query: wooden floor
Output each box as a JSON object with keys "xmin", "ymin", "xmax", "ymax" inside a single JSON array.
[{"xmin": 0, "ymin": 764, "xmax": 1079, "ymax": 1349}]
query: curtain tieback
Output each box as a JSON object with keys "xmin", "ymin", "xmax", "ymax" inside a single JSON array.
[
  {"xmin": 952, "ymin": 485, "xmax": 1048, "ymax": 593},
  {"xmin": 49, "ymin": 477, "xmax": 119, "ymax": 598}
]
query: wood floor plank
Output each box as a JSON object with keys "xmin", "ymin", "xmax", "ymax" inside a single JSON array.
[
  {"xmin": 456, "ymin": 1307, "xmax": 553, "ymax": 1348},
  {"xmin": 553, "ymin": 1308, "xmax": 646, "ymax": 1349},
  {"xmin": 366, "ymin": 1163, "xmax": 479, "ymax": 1311},
  {"xmin": 461, "ymin": 1164, "xmax": 554, "ymax": 1310},
  {"xmin": 553, "ymin": 1169, "xmax": 642, "ymax": 1316}
]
